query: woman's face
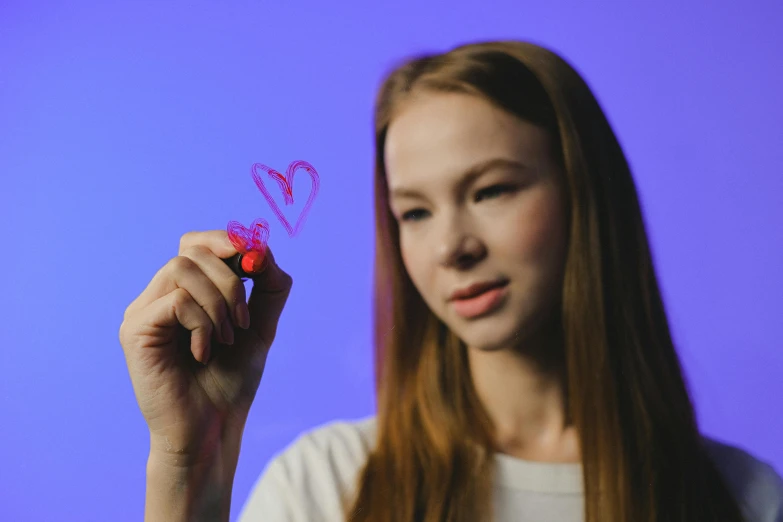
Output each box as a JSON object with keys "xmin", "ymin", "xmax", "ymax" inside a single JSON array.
[{"xmin": 385, "ymin": 91, "xmax": 568, "ymax": 351}]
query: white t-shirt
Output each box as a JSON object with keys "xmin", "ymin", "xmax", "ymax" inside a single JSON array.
[{"xmin": 237, "ymin": 416, "xmax": 783, "ymax": 522}]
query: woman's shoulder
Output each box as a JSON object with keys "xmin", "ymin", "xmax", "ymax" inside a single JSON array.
[
  {"xmin": 238, "ymin": 416, "xmax": 378, "ymax": 521},
  {"xmin": 701, "ymin": 435, "xmax": 783, "ymax": 522},
  {"xmin": 276, "ymin": 415, "xmax": 378, "ymax": 474}
]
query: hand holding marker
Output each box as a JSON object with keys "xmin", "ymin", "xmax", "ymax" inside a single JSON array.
[
  {"xmin": 117, "ymin": 159, "xmax": 319, "ymax": 519},
  {"xmin": 223, "ymin": 160, "xmax": 321, "ymax": 279}
]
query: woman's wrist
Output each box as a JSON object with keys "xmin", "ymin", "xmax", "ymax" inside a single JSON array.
[{"xmin": 148, "ymin": 416, "xmax": 246, "ymax": 468}]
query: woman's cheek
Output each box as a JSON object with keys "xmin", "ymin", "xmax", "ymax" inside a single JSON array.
[
  {"xmin": 511, "ymin": 187, "xmax": 567, "ymax": 263},
  {"xmin": 401, "ymin": 239, "xmax": 426, "ymax": 287}
]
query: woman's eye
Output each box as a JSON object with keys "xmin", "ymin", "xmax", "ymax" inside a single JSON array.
[
  {"xmin": 399, "ymin": 185, "xmax": 515, "ymax": 223},
  {"xmin": 400, "ymin": 209, "xmax": 429, "ymax": 222},
  {"xmin": 475, "ymin": 184, "xmax": 515, "ymax": 201}
]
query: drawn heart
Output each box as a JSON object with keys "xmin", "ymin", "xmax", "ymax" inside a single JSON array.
[
  {"xmin": 227, "ymin": 217, "xmax": 270, "ymax": 254},
  {"xmin": 251, "ymin": 160, "xmax": 320, "ymax": 237}
]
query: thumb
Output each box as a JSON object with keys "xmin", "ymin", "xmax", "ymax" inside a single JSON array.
[{"xmin": 245, "ymin": 246, "xmax": 293, "ymax": 348}]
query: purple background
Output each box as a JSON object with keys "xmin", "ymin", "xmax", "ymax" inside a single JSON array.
[{"xmin": 1, "ymin": 1, "xmax": 781, "ymax": 520}]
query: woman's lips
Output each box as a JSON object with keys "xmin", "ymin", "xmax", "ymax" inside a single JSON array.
[{"xmin": 450, "ymin": 281, "xmax": 509, "ymax": 319}]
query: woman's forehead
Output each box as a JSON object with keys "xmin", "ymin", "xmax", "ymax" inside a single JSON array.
[{"xmin": 385, "ymin": 93, "xmax": 551, "ymax": 189}]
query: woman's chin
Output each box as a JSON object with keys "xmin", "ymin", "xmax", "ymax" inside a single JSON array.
[
  {"xmin": 455, "ymin": 315, "xmax": 538, "ymax": 353},
  {"xmin": 459, "ymin": 326, "xmax": 523, "ymax": 353}
]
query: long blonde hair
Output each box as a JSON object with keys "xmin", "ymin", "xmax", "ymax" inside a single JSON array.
[{"xmin": 346, "ymin": 40, "xmax": 746, "ymax": 522}]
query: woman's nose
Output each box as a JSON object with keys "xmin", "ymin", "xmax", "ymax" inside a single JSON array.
[{"xmin": 436, "ymin": 223, "xmax": 486, "ymax": 269}]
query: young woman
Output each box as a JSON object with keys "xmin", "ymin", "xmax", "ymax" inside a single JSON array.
[{"xmin": 120, "ymin": 40, "xmax": 783, "ymax": 522}]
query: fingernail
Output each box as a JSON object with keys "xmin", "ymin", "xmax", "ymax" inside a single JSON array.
[
  {"xmin": 236, "ymin": 302, "xmax": 250, "ymax": 329},
  {"xmin": 222, "ymin": 319, "xmax": 235, "ymax": 345}
]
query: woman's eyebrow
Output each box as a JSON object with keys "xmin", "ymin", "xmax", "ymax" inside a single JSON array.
[{"xmin": 389, "ymin": 158, "xmax": 530, "ymax": 201}]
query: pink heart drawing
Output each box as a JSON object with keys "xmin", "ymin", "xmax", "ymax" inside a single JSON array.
[
  {"xmin": 226, "ymin": 217, "xmax": 270, "ymax": 254},
  {"xmin": 250, "ymin": 160, "xmax": 320, "ymax": 237}
]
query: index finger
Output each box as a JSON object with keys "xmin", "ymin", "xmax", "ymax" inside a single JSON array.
[{"xmin": 178, "ymin": 230, "xmax": 238, "ymax": 258}]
